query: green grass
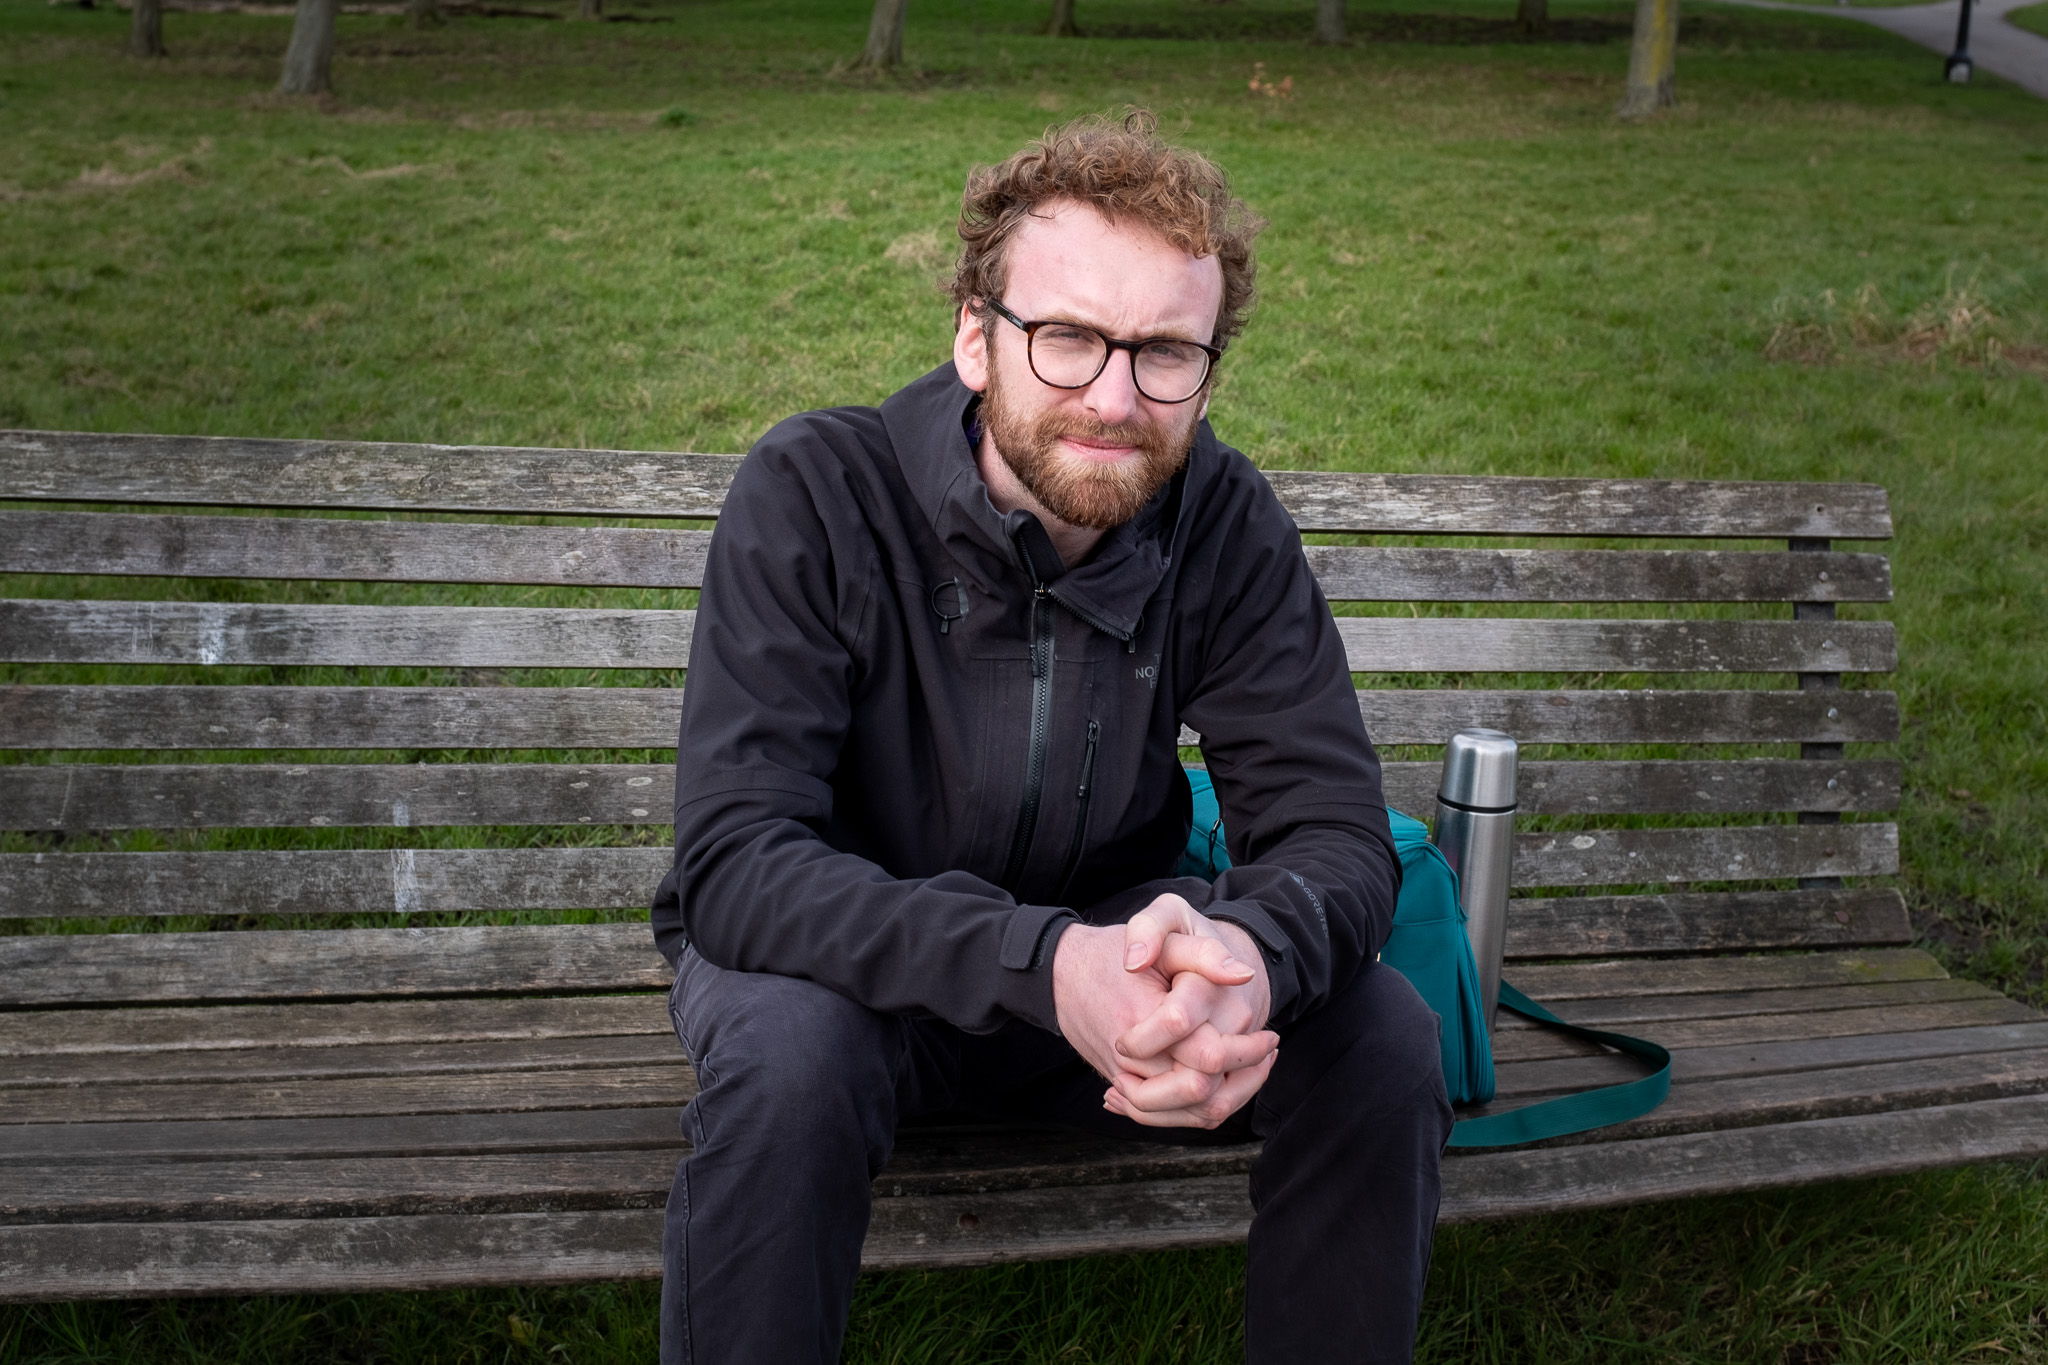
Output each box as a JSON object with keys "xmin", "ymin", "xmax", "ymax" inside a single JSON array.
[
  {"xmin": 2007, "ymin": 0, "xmax": 2048, "ymax": 36},
  {"xmin": 3, "ymin": 0, "xmax": 2048, "ymax": 1358}
]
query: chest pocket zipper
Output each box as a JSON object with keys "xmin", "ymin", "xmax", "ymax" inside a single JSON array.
[{"xmin": 1053, "ymin": 719, "xmax": 1100, "ymax": 905}]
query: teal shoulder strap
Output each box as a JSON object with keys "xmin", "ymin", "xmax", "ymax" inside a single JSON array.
[{"xmin": 1446, "ymin": 983, "xmax": 1672, "ymax": 1149}]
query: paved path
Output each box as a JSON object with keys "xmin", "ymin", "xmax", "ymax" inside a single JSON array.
[{"xmin": 1715, "ymin": 0, "xmax": 2048, "ymax": 98}]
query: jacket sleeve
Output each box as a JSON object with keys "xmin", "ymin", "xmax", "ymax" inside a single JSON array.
[
  {"xmin": 1171, "ymin": 468, "xmax": 1402, "ymax": 1030},
  {"xmin": 650, "ymin": 429, "xmax": 1074, "ymax": 1035}
]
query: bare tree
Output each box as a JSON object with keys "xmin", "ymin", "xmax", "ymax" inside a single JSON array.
[
  {"xmin": 859, "ymin": 0, "xmax": 907, "ymax": 66},
  {"xmin": 278, "ymin": 0, "xmax": 336, "ymax": 94},
  {"xmin": 1046, "ymin": 0, "xmax": 1077, "ymax": 35},
  {"xmin": 1618, "ymin": 0, "xmax": 1677, "ymax": 115},
  {"xmin": 129, "ymin": 0, "xmax": 167, "ymax": 56},
  {"xmin": 407, "ymin": 0, "xmax": 443, "ymax": 29},
  {"xmin": 580, "ymin": 0, "xmax": 604, "ymax": 17},
  {"xmin": 1515, "ymin": 0, "xmax": 1548, "ymax": 37},
  {"xmin": 1315, "ymin": 0, "xmax": 1344, "ymax": 42}
]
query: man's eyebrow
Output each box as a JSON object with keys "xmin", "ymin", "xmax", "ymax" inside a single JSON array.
[{"xmin": 1037, "ymin": 310, "xmax": 1205, "ymax": 343}]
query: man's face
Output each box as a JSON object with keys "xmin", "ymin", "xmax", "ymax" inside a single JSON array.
[{"xmin": 955, "ymin": 201, "xmax": 1226, "ymax": 531}]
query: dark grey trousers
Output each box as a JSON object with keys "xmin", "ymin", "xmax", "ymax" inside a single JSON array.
[{"xmin": 661, "ymin": 948, "xmax": 1452, "ymax": 1364}]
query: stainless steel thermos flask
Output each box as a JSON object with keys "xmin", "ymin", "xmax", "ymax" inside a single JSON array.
[{"xmin": 1431, "ymin": 729, "xmax": 1519, "ymax": 1037}]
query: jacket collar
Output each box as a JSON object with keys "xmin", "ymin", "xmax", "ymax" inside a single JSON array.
[{"xmin": 878, "ymin": 362, "xmax": 1209, "ymax": 638}]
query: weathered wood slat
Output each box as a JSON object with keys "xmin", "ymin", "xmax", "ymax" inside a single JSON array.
[
  {"xmin": 0, "ymin": 1062, "xmax": 695, "ymax": 1127},
  {"xmin": 1502, "ymin": 887, "xmax": 1911, "ymax": 959},
  {"xmin": 1491, "ymin": 994, "xmax": 2041, "ymax": 1066},
  {"xmin": 1492, "ymin": 1021, "xmax": 2048, "ymax": 1101},
  {"xmin": 1335, "ymin": 616, "xmax": 1895, "ymax": 674},
  {"xmin": 0, "ymin": 923, "xmax": 671, "ymax": 1008},
  {"xmin": 1556, "ymin": 1046, "xmax": 2048, "ymax": 1143},
  {"xmin": 0, "ymin": 762, "xmax": 680, "ymax": 831},
  {"xmin": 0, "ymin": 1150, "xmax": 682, "ymax": 1225},
  {"xmin": 1, "ymin": 510, "xmax": 1891, "ymax": 604},
  {"xmin": 0, "ymin": 1033, "xmax": 685, "ymax": 1090},
  {"xmin": 1302, "ymin": 546, "xmax": 1891, "ymax": 603},
  {"xmin": 5, "ymin": 1092, "xmax": 2044, "ymax": 1299},
  {"xmin": 1, "ymin": 758, "xmax": 1902, "ymax": 832},
  {"xmin": 0, "ymin": 847, "xmax": 671, "ymax": 921},
  {"xmin": 0, "ymin": 431, "xmax": 741, "ymax": 519},
  {"xmin": 0, "ymin": 996, "xmax": 670, "ymax": 1059},
  {"xmin": 2, "ymin": 600, "xmax": 1895, "ymax": 674},
  {"xmin": 1519, "ymin": 977, "xmax": 2004, "ymax": 1029},
  {"xmin": 1509, "ymin": 821, "xmax": 1897, "ymax": 887},
  {"xmin": 1506, "ymin": 947, "xmax": 1946, "ymax": 1002},
  {"xmin": 0, "ymin": 824, "xmax": 1896, "ymax": 932},
  {"xmin": 0, "ymin": 684, "xmax": 1902, "ymax": 751},
  {"xmin": 0, "ymin": 431, "xmax": 1895, "ymax": 537},
  {"xmin": 1387, "ymin": 758, "xmax": 1899, "ymax": 818},
  {"xmin": 1436, "ymin": 1092, "xmax": 2048, "ymax": 1221},
  {"xmin": 0, "ymin": 1106, "xmax": 682, "ymax": 1165},
  {"xmin": 0, "ymin": 600, "xmax": 697, "ymax": 669}
]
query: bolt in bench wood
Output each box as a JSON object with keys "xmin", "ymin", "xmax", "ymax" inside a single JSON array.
[{"xmin": 2, "ymin": 429, "xmax": 2044, "ymax": 1301}]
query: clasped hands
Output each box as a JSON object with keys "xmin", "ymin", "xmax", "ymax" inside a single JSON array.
[{"xmin": 1050, "ymin": 894, "xmax": 1277, "ymax": 1129}]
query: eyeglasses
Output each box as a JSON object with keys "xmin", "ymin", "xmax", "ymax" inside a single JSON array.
[{"xmin": 986, "ymin": 299, "xmax": 1221, "ymax": 405}]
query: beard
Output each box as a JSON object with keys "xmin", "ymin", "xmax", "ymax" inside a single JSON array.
[{"xmin": 980, "ymin": 349, "xmax": 1201, "ymax": 532}]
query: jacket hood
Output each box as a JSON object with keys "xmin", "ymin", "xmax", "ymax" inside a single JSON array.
[{"xmin": 878, "ymin": 362, "xmax": 1217, "ymax": 639}]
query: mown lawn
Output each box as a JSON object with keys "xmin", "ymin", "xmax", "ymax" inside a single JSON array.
[{"xmin": 2, "ymin": 0, "xmax": 2045, "ymax": 1357}]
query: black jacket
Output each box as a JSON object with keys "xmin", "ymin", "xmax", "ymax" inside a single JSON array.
[{"xmin": 650, "ymin": 363, "xmax": 1400, "ymax": 1035}]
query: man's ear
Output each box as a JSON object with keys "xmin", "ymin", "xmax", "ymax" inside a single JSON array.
[{"xmin": 954, "ymin": 303, "xmax": 991, "ymax": 394}]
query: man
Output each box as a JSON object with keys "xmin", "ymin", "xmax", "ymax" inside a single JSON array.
[{"xmin": 650, "ymin": 111, "xmax": 1451, "ymax": 1364}]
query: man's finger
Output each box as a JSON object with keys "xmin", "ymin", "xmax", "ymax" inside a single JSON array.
[
  {"xmin": 1155, "ymin": 930, "xmax": 1254, "ymax": 987},
  {"xmin": 1104, "ymin": 1051, "xmax": 1278, "ymax": 1129},
  {"xmin": 1167, "ymin": 1023, "xmax": 1278, "ymax": 1075},
  {"xmin": 1114, "ymin": 974, "xmax": 1218, "ymax": 1061},
  {"xmin": 1108, "ymin": 1060, "xmax": 1224, "ymax": 1113},
  {"xmin": 1121, "ymin": 894, "xmax": 1199, "ymax": 972}
]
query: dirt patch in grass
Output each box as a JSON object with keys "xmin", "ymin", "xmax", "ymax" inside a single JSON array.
[{"xmin": 1764, "ymin": 280, "xmax": 2048, "ymax": 375}]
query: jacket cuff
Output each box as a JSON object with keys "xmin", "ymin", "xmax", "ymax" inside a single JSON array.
[
  {"xmin": 994, "ymin": 903, "xmax": 1077, "ymax": 1034},
  {"xmin": 1205, "ymin": 899, "xmax": 1302, "ymax": 1024}
]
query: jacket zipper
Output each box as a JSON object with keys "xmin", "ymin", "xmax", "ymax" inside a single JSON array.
[
  {"xmin": 999, "ymin": 585, "xmax": 1056, "ymax": 891},
  {"xmin": 1053, "ymin": 719, "xmax": 1100, "ymax": 904}
]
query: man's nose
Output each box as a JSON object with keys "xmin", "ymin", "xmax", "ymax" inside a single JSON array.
[{"xmin": 1082, "ymin": 348, "xmax": 1141, "ymax": 425}]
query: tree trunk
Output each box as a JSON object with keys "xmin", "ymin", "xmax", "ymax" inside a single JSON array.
[
  {"xmin": 278, "ymin": 0, "xmax": 336, "ymax": 95},
  {"xmin": 406, "ymin": 0, "xmax": 443, "ymax": 28},
  {"xmin": 129, "ymin": 0, "xmax": 167, "ymax": 56},
  {"xmin": 1514, "ymin": 0, "xmax": 1548, "ymax": 37},
  {"xmin": 858, "ymin": 0, "xmax": 907, "ymax": 65},
  {"xmin": 1314, "ymin": 0, "xmax": 1344, "ymax": 42},
  {"xmin": 1046, "ymin": 0, "xmax": 1077, "ymax": 37},
  {"xmin": 1617, "ymin": 0, "xmax": 1677, "ymax": 116},
  {"xmin": 579, "ymin": 0, "xmax": 603, "ymax": 18}
]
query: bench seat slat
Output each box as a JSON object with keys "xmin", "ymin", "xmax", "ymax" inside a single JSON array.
[
  {"xmin": 0, "ymin": 996, "xmax": 670, "ymax": 1059},
  {"xmin": 0, "ymin": 431, "xmax": 1895, "ymax": 538},
  {"xmin": 2, "ymin": 599, "xmax": 1897, "ymax": 674},
  {"xmin": 4, "ymin": 1094, "xmax": 2043, "ymax": 1299},
  {"xmin": 0, "ymin": 1107, "xmax": 680, "ymax": 1165},
  {"xmin": 1494, "ymin": 1021, "xmax": 2048, "ymax": 1101},
  {"xmin": 0, "ymin": 825, "xmax": 1898, "ymax": 934},
  {"xmin": 0, "ymin": 684, "xmax": 1903, "ymax": 749},
  {"xmin": 1, "ymin": 511, "xmax": 1894, "ymax": 604},
  {"xmin": 0, "ymin": 1062, "xmax": 695, "ymax": 1127},
  {"xmin": 0, "ymin": 759, "xmax": 1904, "ymax": 831}
]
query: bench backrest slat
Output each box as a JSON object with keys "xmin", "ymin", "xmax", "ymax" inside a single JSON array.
[
  {"xmin": 2, "ymin": 510, "xmax": 1894, "ymax": 605},
  {"xmin": 0, "ymin": 683, "xmax": 1900, "ymax": 750},
  {"xmin": 2, "ymin": 431, "xmax": 1894, "ymax": 538},
  {"xmin": 1, "ymin": 600, "xmax": 1897, "ymax": 675}
]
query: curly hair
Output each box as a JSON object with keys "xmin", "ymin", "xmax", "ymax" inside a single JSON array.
[{"xmin": 949, "ymin": 110, "xmax": 1266, "ymax": 349}]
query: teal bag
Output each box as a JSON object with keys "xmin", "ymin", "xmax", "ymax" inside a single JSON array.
[{"xmin": 1179, "ymin": 769, "xmax": 1670, "ymax": 1148}]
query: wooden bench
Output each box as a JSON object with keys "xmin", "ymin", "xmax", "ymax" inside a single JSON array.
[{"xmin": 4, "ymin": 428, "xmax": 2046, "ymax": 1302}]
